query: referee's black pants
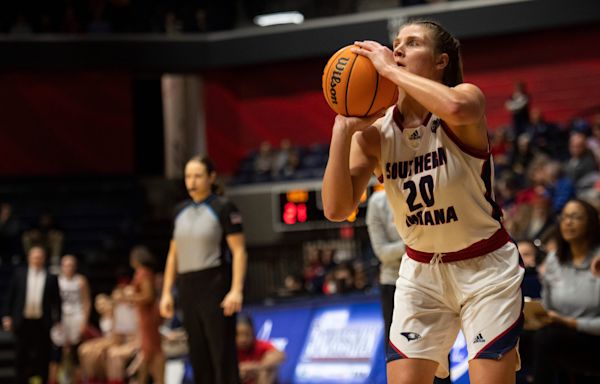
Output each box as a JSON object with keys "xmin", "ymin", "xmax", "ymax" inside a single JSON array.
[{"xmin": 178, "ymin": 266, "xmax": 239, "ymax": 384}]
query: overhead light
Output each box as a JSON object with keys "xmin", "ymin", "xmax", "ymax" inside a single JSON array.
[{"xmin": 253, "ymin": 11, "xmax": 304, "ymax": 27}]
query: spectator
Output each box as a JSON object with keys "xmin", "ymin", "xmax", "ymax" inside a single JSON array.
[
  {"xmin": 565, "ymin": 132, "xmax": 598, "ymax": 185},
  {"xmin": 22, "ymin": 211, "xmax": 64, "ymax": 269},
  {"xmin": 366, "ymin": 189, "xmax": 404, "ymax": 345},
  {"xmin": 587, "ymin": 113, "xmax": 600, "ymax": 164},
  {"xmin": 123, "ymin": 246, "xmax": 164, "ymax": 384},
  {"xmin": 526, "ymin": 108, "xmax": 559, "ymax": 157},
  {"xmin": 49, "ymin": 255, "xmax": 92, "ymax": 384},
  {"xmin": 542, "ymin": 161, "xmax": 577, "ymax": 214},
  {"xmin": 78, "ymin": 294, "xmax": 115, "ymax": 381},
  {"xmin": 303, "ymin": 246, "xmax": 324, "ymax": 294},
  {"xmin": 508, "ymin": 191, "xmax": 554, "ymax": 244},
  {"xmin": 508, "ymin": 133, "xmax": 536, "ymax": 179},
  {"xmin": 517, "ymin": 240, "xmax": 544, "ymax": 299},
  {"xmin": 276, "ymin": 273, "xmax": 305, "ymax": 297},
  {"xmin": 490, "ymin": 125, "xmax": 512, "ymax": 173},
  {"xmin": 2, "ymin": 245, "xmax": 61, "ymax": 384},
  {"xmin": 254, "ymin": 141, "xmax": 274, "ymax": 181},
  {"xmin": 505, "ymin": 81, "xmax": 531, "ymax": 138},
  {"xmin": 532, "ymin": 199, "xmax": 600, "ymax": 383},
  {"xmin": 236, "ymin": 314, "xmax": 285, "ymax": 384},
  {"xmin": 78, "ymin": 286, "xmax": 140, "ymax": 383},
  {"xmin": 272, "ymin": 139, "xmax": 300, "ymax": 180}
]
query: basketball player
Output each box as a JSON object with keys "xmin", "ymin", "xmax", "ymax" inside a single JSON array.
[{"xmin": 322, "ymin": 20, "xmax": 523, "ymax": 384}]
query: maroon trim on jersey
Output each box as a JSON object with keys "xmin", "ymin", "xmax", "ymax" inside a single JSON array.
[
  {"xmin": 440, "ymin": 121, "xmax": 489, "ymax": 159},
  {"xmin": 387, "ymin": 340, "xmax": 408, "ymax": 360},
  {"xmin": 392, "ymin": 107, "xmax": 432, "ymax": 132},
  {"xmin": 406, "ymin": 228, "xmax": 510, "ymax": 263}
]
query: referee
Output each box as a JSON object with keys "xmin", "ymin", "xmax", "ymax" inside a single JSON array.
[{"xmin": 160, "ymin": 155, "xmax": 247, "ymax": 384}]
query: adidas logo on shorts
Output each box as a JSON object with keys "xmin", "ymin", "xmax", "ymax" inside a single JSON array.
[{"xmin": 473, "ymin": 333, "xmax": 486, "ymax": 344}]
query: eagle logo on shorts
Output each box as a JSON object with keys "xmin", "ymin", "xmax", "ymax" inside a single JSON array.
[{"xmin": 400, "ymin": 332, "xmax": 422, "ymax": 341}]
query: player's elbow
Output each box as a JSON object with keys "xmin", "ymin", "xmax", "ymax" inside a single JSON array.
[{"xmin": 324, "ymin": 205, "xmax": 351, "ymax": 222}]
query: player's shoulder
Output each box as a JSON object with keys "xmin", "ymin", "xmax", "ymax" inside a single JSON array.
[{"xmin": 173, "ymin": 199, "xmax": 193, "ymax": 219}]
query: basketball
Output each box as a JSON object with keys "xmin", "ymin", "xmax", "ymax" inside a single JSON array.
[{"xmin": 322, "ymin": 45, "xmax": 398, "ymax": 117}]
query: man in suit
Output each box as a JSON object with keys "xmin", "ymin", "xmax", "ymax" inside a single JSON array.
[{"xmin": 2, "ymin": 245, "xmax": 61, "ymax": 384}]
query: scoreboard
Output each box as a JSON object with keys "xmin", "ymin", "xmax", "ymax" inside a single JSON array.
[{"xmin": 272, "ymin": 180, "xmax": 382, "ymax": 232}]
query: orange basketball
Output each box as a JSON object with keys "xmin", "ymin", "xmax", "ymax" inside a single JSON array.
[{"xmin": 322, "ymin": 45, "xmax": 398, "ymax": 117}]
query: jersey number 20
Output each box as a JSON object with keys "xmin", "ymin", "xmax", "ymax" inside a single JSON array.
[{"xmin": 403, "ymin": 175, "xmax": 435, "ymax": 212}]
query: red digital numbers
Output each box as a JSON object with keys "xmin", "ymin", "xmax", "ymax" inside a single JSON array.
[{"xmin": 283, "ymin": 202, "xmax": 307, "ymax": 225}]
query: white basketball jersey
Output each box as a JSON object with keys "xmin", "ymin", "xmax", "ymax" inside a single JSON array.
[
  {"xmin": 378, "ymin": 107, "xmax": 502, "ymax": 253},
  {"xmin": 59, "ymin": 275, "xmax": 83, "ymax": 316}
]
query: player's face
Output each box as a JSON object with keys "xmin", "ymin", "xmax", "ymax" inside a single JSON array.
[
  {"xmin": 559, "ymin": 201, "xmax": 588, "ymax": 242},
  {"xmin": 61, "ymin": 256, "xmax": 77, "ymax": 277},
  {"xmin": 185, "ymin": 161, "xmax": 215, "ymax": 201},
  {"xmin": 236, "ymin": 323, "xmax": 254, "ymax": 351},
  {"xmin": 393, "ymin": 24, "xmax": 443, "ymax": 82}
]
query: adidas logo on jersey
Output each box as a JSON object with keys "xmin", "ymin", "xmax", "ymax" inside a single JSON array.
[
  {"xmin": 431, "ymin": 118, "xmax": 441, "ymax": 133},
  {"xmin": 473, "ymin": 333, "xmax": 486, "ymax": 344},
  {"xmin": 400, "ymin": 332, "xmax": 422, "ymax": 342},
  {"xmin": 408, "ymin": 130, "xmax": 421, "ymax": 141}
]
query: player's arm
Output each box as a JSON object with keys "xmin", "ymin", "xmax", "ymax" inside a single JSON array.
[
  {"xmin": 353, "ymin": 41, "xmax": 488, "ymax": 152},
  {"xmin": 222, "ymin": 233, "xmax": 247, "ymax": 316},
  {"xmin": 322, "ymin": 115, "xmax": 383, "ymax": 221},
  {"xmin": 80, "ymin": 275, "xmax": 92, "ymax": 327},
  {"xmin": 259, "ymin": 347, "xmax": 286, "ymax": 371},
  {"xmin": 159, "ymin": 240, "xmax": 178, "ymax": 318}
]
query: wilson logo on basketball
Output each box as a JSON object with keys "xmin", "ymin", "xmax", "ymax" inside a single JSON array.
[{"xmin": 329, "ymin": 57, "xmax": 350, "ymax": 105}]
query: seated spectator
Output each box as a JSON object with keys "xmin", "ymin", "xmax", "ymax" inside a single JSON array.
[
  {"xmin": 508, "ymin": 190, "xmax": 554, "ymax": 244},
  {"xmin": 323, "ymin": 262, "xmax": 355, "ymax": 295},
  {"xmin": 78, "ymin": 294, "xmax": 115, "ymax": 381},
  {"xmin": 276, "ymin": 273, "xmax": 305, "ymax": 297},
  {"xmin": 272, "ymin": 139, "xmax": 300, "ymax": 180},
  {"xmin": 542, "ymin": 161, "xmax": 576, "ymax": 214},
  {"xmin": 526, "ymin": 108, "xmax": 559, "ymax": 157},
  {"xmin": 565, "ymin": 132, "xmax": 598, "ymax": 186},
  {"xmin": 78, "ymin": 288, "xmax": 140, "ymax": 383},
  {"xmin": 253, "ymin": 141, "xmax": 274, "ymax": 181},
  {"xmin": 587, "ymin": 113, "xmax": 600, "ymax": 164},
  {"xmin": 303, "ymin": 246, "xmax": 324, "ymax": 294},
  {"xmin": 508, "ymin": 133, "xmax": 536, "ymax": 180},
  {"xmin": 532, "ymin": 199, "xmax": 600, "ymax": 383},
  {"xmin": 490, "ymin": 125, "xmax": 512, "ymax": 172},
  {"xmin": 517, "ymin": 240, "xmax": 544, "ymax": 299},
  {"xmin": 236, "ymin": 314, "xmax": 285, "ymax": 384}
]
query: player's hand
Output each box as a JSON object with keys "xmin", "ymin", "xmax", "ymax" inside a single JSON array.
[
  {"xmin": 159, "ymin": 293, "xmax": 175, "ymax": 319},
  {"xmin": 333, "ymin": 110, "xmax": 386, "ymax": 134},
  {"xmin": 221, "ymin": 290, "xmax": 243, "ymax": 317},
  {"xmin": 352, "ymin": 40, "xmax": 397, "ymax": 77}
]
